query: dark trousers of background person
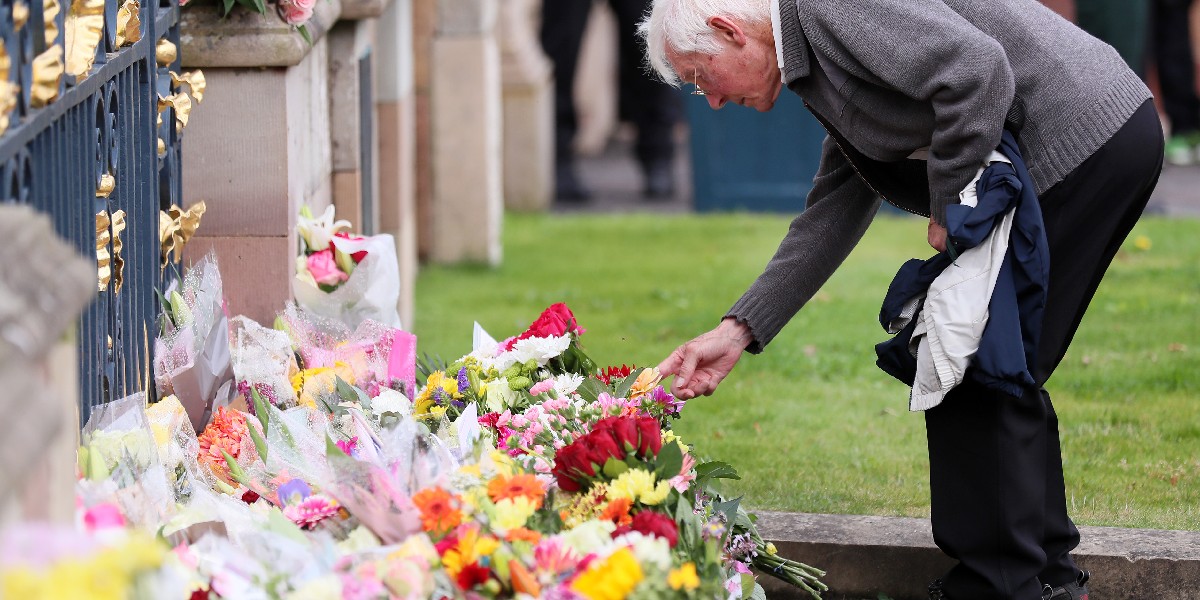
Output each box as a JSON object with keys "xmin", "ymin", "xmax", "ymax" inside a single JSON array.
[
  {"xmin": 1152, "ymin": 0, "xmax": 1200, "ymax": 136},
  {"xmin": 1077, "ymin": 0, "xmax": 1150, "ymax": 77},
  {"xmin": 540, "ymin": 0, "xmax": 682, "ymax": 198},
  {"xmin": 925, "ymin": 100, "xmax": 1164, "ymax": 600}
]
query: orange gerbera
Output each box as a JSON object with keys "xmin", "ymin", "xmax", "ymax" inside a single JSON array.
[
  {"xmin": 487, "ymin": 474, "xmax": 545, "ymax": 509},
  {"xmin": 599, "ymin": 496, "xmax": 633, "ymax": 526},
  {"xmin": 505, "ymin": 526, "xmax": 543, "ymax": 545},
  {"xmin": 412, "ymin": 486, "xmax": 463, "ymax": 534}
]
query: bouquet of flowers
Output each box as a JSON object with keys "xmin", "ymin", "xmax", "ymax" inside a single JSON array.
[
  {"xmin": 293, "ymin": 205, "xmax": 403, "ymax": 330},
  {"xmin": 153, "ymin": 253, "xmax": 237, "ymax": 433}
]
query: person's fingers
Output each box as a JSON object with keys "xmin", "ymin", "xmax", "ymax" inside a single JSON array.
[
  {"xmin": 657, "ymin": 347, "xmax": 684, "ymax": 376},
  {"xmin": 672, "ymin": 345, "xmax": 701, "ymax": 395}
]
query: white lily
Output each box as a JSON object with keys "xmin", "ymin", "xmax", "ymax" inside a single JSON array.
[{"xmin": 297, "ymin": 205, "xmax": 352, "ymax": 252}]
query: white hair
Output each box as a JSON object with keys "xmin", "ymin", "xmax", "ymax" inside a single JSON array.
[{"xmin": 636, "ymin": 0, "xmax": 771, "ymax": 86}]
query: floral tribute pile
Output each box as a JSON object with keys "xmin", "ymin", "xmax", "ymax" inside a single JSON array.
[{"xmin": 2, "ymin": 265, "xmax": 826, "ymax": 599}]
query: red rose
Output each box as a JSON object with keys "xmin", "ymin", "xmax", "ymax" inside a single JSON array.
[
  {"xmin": 582, "ymin": 428, "xmax": 624, "ymax": 466},
  {"xmin": 603, "ymin": 416, "xmax": 642, "ymax": 455},
  {"xmin": 552, "ymin": 441, "xmax": 595, "ymax": 492},
  {"xmin": 614, "ymin": 510, "xmax": 679, "ymax": 548},
  {"xmin": 635, "ymin": 417, "xmax": 663, "ymax": 457}
]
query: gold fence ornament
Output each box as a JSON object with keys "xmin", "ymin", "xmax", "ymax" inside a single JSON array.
[
  {"xmin": 157, "ymin": 137, "xmax": 165, "ymax": 157},
  {"xmin": 96, "ymin": 173, "xmax": 115, "ymax": 198},
  {"xmin": 64, "ymin": 0, "xmax": 105, "ymax": 79},
  {"xmin": 170, "ymin": 70, "xmax": 206, "ymax": 103},
  {"xmin": 159, "ymin": 200, "xmax": 206, "ymax": 267},
  {"xmin": 155, "ymin": 39, "xmax": 177, "ymax": 66},
  {"xmin": 30, "ymin": 46, "xmax": 63, "ymax": 107},
  {"xmin": 12, "ymin": 1, "xmax": 29, "ymax": 30},
  {"xmin": 43, "ymin": 0, "xmax": 60, "ymax": 46},
  {"xmin": 110, "ymin": 209, "xmax": 126, "ymax": 293},
  {"xmin": 157, "ymin": 92, "xmax": 191, "ymax": 128},
  {"xmin": 115, "ymin": 0, "xmax": 141, "ymax": 47},
  {"xmin": 96, "ymin": 210, "xmax": 111, "ymax": 291},
  {"xmin": 0, "ymin": 40, "xmax": 16, "ymax": 136}
]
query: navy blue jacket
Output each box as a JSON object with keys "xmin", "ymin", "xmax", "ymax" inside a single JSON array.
[{"xmin": 875, "ymin": 131, "xmax": 1050, "ymax": 398}]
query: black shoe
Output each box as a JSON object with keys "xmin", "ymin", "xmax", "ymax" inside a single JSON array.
[
  {"xmin": 555, "ymin": 162, "xmax": 590, "ymax": 202},
  {"xmin": 928, "ymin": 579, "xmax": 949, "ymax": 600},
  {"xmin": 642, "ymin": 160, "xmax": 675, "ymax": 199},
  {"xmin": 1042, "ymin": 570, "xmax": 1090, "ymax": 600}
]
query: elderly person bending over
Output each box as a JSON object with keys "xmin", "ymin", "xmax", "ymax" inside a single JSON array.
[{"xmin": 646, "ymin": 1, "xmax": 1162, "ymax": 599}]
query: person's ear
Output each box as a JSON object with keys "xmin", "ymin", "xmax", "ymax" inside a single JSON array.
[{"xmin": 707, "ymin": 16, "xmax": 748, "ymax": 46}]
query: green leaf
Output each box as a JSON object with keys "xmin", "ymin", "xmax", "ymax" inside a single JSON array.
[
  {"xmin": 574, "ymin": 377, "xmax": 605, "ymax": 403},
  {"xmin": 250, "ymin": 387, "xmax": 271, "ymax": 432},
  {"xmin": 298, "ymin": 24, "xmax": 313, "ymax": 46},
  {"xmin": 614, "ymin": 368, "xmax": 643, "ymax": 398},
  {"xmin": 748, "ymin": 579, "xmax": 766, "ymax": 600},
  {"xmin": 695, "ymin": 460, "xmax": 740, "ymax": 486},
  {"xmin": 326, "ymin": 434, "xmax": 349, "ymax": 458},
  {"xmin": 654, "ymin": 439, "xmax": 684, "ymax": 480},
  {"xmin": 602, "ymin": 457, "xmax": 629, "ymax": 479},
  {"xmin": 220, "ymin": 0, "xmax": 235, "ymax": 16},
  {"xmin": 713, "ymin": 496, "xmax": 743, "ymax": 531},
  {"xmin": 246, "ymin": 420, "xmax": 269, "ymax": 463},
  {"xmin": 221, "ymin": 449, "xmax": 249, "ymax": 486},
  {"xmin": 335, "ymin": 376, "xmax": 361, "ymax": 404}
]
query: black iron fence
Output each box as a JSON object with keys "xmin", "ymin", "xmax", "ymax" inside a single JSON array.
[{"xmin": 0, "ymin": 0, "xmax": 188, "ymax": 422}]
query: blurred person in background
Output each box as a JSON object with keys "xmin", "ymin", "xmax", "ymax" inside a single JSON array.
[
  {"xmin": 643, "ymin": 1, "xmax": 1162, "ymax": 599},
  {"xmin": 1075, "ymin": 0, "xmax": 1150, "ymax": 78},
  {"xmin": 1152, "ymin": 0, "xmax": 1200, "ymax": 164},
  {"xmin": 542, "ymin": 0, "xmax": 683, "ymax": 201}
]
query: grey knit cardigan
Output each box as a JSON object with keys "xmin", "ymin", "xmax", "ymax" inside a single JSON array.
[{"xmin": 728, "ymin": 0, "xmax": 1151, "ymax": 353}]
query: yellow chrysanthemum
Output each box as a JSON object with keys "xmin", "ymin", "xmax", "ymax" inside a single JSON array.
[
  {"xmin": 608, "ymin": 468, "xmax": 672, "ymax": 506},
  {"xmin": 290, "ymin": 362, "xmax": 355, "ymax": 408},
  {"xmin": 668, "ymin": 562, "xmax": 701, "ymax": 591},
  {"xmin": 570, "ymin": 547, "xmax": 644, "ymax": 600}
]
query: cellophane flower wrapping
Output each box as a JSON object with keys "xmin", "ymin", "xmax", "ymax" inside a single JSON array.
[
  {"xmin": 231, "ymin": 315, "xmax": 301, "ymax": 411},
  {"xmin": 293, "ymin": 233, "xmax": 403, "ymax": 330},
  {"xmin": 77, "ymin": 392, "xmax": 177, "ymax": 529},
  {"xmin": 153, "ymin": 253, "xmax": 236, "ymax": 433}
]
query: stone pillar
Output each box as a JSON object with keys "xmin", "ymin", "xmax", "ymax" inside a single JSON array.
[
  {"xmin": 413, "ymin": 0, "xmax": 436, "ymax": 261},
  {"xmin": 428, "ymin": 0, "xmax": 503, "ymax": 264},
  {"xmin": 180, "ymin": 2, "xmax": 341, "ymax": 325},
  {"xmin": 328, "ymin": 19, "xmax": 380, "ymax": 232},
  {"xmin": 377, "ymin": 0, "xmax": 419, "ymax": 328},
  {"xmin": 499, "ymin": 0, "xmax": 552, "ymax": 211}
]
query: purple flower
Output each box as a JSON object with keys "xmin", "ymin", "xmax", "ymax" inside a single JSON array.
[
  {"xmin": 277, "ymin": 479, "xmax": 312, "ymax": 505},
  {"xmin": 432, "ymin": 388, "xmax": 446, "ymax": 406},
  {"xmin": 451, "ymin": 399, "xmax": 466, "ymax": 410},
  {"xmin": 650, "ymin": 386, "xmax": 685, "ymax": 415},
  {"xmin": 456, "ymin": 367, "xmax": 470, "ymax": 394}
]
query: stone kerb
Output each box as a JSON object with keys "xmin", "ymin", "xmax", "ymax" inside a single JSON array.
[
  {"xmin": 181, "ymin": 4, "xmax": 340, "ymax": 324},
  {"xmin": 753, "ymin": 511, "xmax": 1200, "ymax": 600}
]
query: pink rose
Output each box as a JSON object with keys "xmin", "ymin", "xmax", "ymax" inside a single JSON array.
[
  {"xmin": 306, "ymin": 249, "xmax": 349, "ymax": 286},
  {"xmin": 279, "ymin": 0, "xmax": 314, "ymax": 25}
]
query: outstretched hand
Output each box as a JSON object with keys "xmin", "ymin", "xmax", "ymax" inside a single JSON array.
[{"xmin": 657, "ymin": 318, "xmax": 754, "ymax": 400}]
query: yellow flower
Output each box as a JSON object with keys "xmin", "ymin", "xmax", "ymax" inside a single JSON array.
[
  {"xmin": 668, "ymin": 562, "xmax": 700, "ymax": 591},
  {"xmin": 290, "ymin": 362, "xmax": 355, "ymax": 408},
  {"xmin": 440, "ymin": 525, "xmax": 500, "ymax": 578},
  {"xmin": 1133, "ymin": 235, "xmax": 1152, "ymax": 251},
  {"xmin": 415, "ymin": 371, "xmax": 460, "ymax": 415},
  {"xmin": 628, "ymin": 367, "xmax": 663, "ymax": 399},
  {"xmin": 491, "ymin": 496, "xmax": 538, "ymax": 531},
  {"xmin": 608, "ymin": 468, "xmax": 672, "ymax": 506},
  {"xmin": 571, "ymin": 547, "xmax": 644, "ymax": 600}
]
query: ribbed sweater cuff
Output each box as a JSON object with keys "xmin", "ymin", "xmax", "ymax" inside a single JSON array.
[{"xmin": 726, "ymin": 294, "xmax": 793, "ymax": 354}]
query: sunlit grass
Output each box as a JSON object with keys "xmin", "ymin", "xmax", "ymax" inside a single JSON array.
[{"xmin": 414, "ymin": 213, "xmax": 1200, "ymax": 530}]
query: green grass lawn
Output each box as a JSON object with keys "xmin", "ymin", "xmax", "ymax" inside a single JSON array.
[{"xmin": 413, "ymin": 212, "xmax": 1200, "ymax": 530}]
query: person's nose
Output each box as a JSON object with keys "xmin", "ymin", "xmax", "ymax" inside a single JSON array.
[{"xmin": 706, "ymin": 94, "xmax": 727, "ymax": 110}]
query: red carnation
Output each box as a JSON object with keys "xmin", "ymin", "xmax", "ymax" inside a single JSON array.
[
  {"xmin": 597, "ymin": 364, "xmax": 635, "ymax": 385},
  {"xmin": 614, "ymin": 510, "xmax": 679, "ymax": 548},
  {"xmin": 331, "ymin": 232, "xmax": 368, "ymax": 263},
  {"xmin": 505, "ymin": 303, "xmax": 585, "ymax": 350}
]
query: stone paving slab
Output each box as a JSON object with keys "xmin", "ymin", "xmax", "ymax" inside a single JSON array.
[{"xmin": 753, "ymin": 511, "xmax": 1200, "ymax": 600}]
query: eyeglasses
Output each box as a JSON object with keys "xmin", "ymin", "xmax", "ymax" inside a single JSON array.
[{"xmin": 689, "ymin": 68, "xmax": 706, "ymax": 96}]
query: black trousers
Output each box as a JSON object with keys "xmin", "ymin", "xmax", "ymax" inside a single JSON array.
[
  {"xmin": 926, "ymin": 100, "xmax": 1164, "ymax": 600},
  {"xmin": 1151, "ymin": 0, "xmax": 1200, "ymax": 135},
  {"xmin": 540, "ymin": 0, "xmax": 681, "ymax": 168}
]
